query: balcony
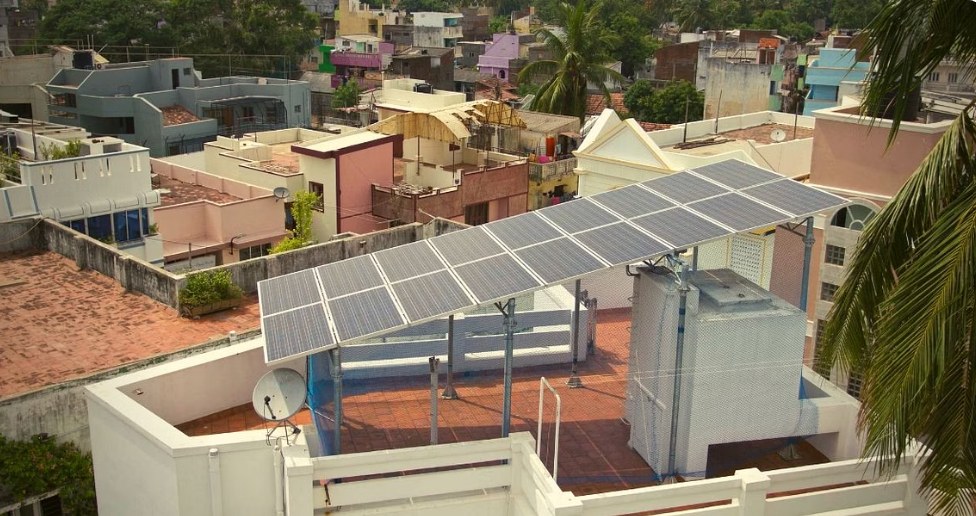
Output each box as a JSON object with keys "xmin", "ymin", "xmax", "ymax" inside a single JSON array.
[
  {"xmin": 528, "ymin": 156, "xmax": 576, "ymax": 183},
  {"xmin": 330, "ymin": 51, "xmax": 384, "ymax": 69}
]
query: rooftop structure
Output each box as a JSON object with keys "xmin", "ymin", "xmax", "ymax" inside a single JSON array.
[
  {"xmin": 802, "ymin": 48, "xmax": 870, "ymax": 115},
  {"xmin": 411, "ymin": 12, "xmax": 463, "ymax": 48},
  {"xmin": 388, "ymin": 47, "xmax": 455, "ymax": 92},
  {"xmin": 45, "ymin": 57, "xmax": 311, "ymax": 157},
  {"xmin": 336, "ymin": 0, "xmax": 403, "ymax": 39},
  {"xmin": 372, "ymin": 78, "xmax": 466, "ymax": 119},
  {"xmin": 0, "ymin": 46, "xmax": 105, "ymax": 120}
]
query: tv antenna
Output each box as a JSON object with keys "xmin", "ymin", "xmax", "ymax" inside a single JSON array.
[
  {"xmin": 252, "ymin": 368, "xmax": 306, "ymax": 444},
  {"xmin": 770, "ymin": 128, "xmax": 787, "ymax": 143},
  {"xmin": 273, "ymin": 186, "xmax": 291, "ymax": 202}
]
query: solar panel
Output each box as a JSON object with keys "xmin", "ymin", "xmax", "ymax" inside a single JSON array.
[
  {"xmin": 642, "ymin": 173, "xmax": 729, "ymax": 204},
  {"xmin": 692, "ymin": 160, "xmax": 782, "ymax": 190},
  {"xmin": 484, "ymin": 212, "xmax": 563, "ymax": 250},
  {"xmin": 373, "ymin": 241, "xmax": 443, "ymax": 282},
  {"xmin": 258, "ymin": 269, "xmax": 321, "ymax": 316},
  {"xmin": 538, "ymin": 198, "xmax": 621, "ymax": 234},
  {"xmin": 430, "ymin": 227, "xmax": 505, "ymax": 266},
  {"xmin": 317, "ymin": 255, "xmax": 384, "ymax": 299},
  {"xmin": 687, "ymin": 193, "xmax": 788, "ymax": 232},
  {"xmin": 515, "ymin": 238, "xmax": 606, "ymax": 283},
  {"xmin": 632, "ymin": 207, "xmax": 730, "ymax": 248},
  {"xmin": 574, "ymin": 223, "xmax": 671, "ymax": 265},
  {"xmin": 391, "ymin": 271, "xmax": 472, "ymax": 322},
  {"xmin": 591, "ymin": 186, "xmax": 674, "ymax": 218},
  {"xmin": 328, "ymin": 288, "xmax": 405, "ymax": 341},
  {"xmin": 454, "ymin": 254, "xmax": 541, "ymax": 302},
  {"xmin": 743, "ymin": 178, "xmax": 848, "ymax": 216},
  {"xmin": 263, "ymin": 304, "xmax": 333, "ymax": 362}
]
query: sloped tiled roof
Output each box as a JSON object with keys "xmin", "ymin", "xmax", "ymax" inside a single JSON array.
[{"xmin": 585, "ymin": 93, "xmax": 628, "ymax": 116}]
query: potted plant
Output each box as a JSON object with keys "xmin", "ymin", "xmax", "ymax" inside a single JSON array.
[{"xmin": 178, "ymin": 269, "xmax": 244, "ymax": 317}]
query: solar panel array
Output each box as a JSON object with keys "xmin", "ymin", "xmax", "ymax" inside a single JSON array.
[{"xmin": 259, "ymin": 159, "xmax": 848, "ymax": 363}]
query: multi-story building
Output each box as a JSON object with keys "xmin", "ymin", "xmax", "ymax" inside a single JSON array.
[
  {"xmin": 801, "ymin": 44, "xmax": 870, "ymax": 115},
  {"xmin": 922, "ymin": 59, "xmax": 976, "ymax": 96},
  {"xmin": 0, "ymin": 46, "xmax": 104, "ymax": 120},
  {"xmin": 411, "ymin": 12, "xmax": 463, "ymax": 48},
  {"xmin": 478, "ymin": 33, "xmax": 530, "ymax": 83},
  {"xmin": 336, "ymin": 0, "xmax": 403, "ymax": 39},
  {"xmin": 460, "ymin": 6, "xmax": 492, "ymax": 42},
  {"xmin": 371, "ymin": 78, "xmax": 467, "ymax": 120},
  {"xmin": 0, "ymin": 125, "xmax": 163, "ymax": 264},
  {"xmin": 329, "ymin": 35, "xmax": 395, "ymax": 89},
  {"xmin": 44, "ymin": 57, "xmax": 311, "ymax": 158},
  {"xmin": 388, "ymin": 47, "xmax": 455, "ymax": 92}
]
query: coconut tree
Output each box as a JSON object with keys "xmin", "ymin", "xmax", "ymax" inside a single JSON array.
[
  {"xmin": 816, "ymin": 0, "xmax": 976, "ymax": 514},
  {"xmin": 518, "ymin": 0, "xmax": 625, "ymax": 122}
]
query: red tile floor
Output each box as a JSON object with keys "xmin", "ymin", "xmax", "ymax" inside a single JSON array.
[{"xmin": 178, "ymin": 309, "xmax": 828, "ymax": 495}]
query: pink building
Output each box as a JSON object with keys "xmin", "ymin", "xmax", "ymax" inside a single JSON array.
[
  {"xmin": 150, "ymin": 159, "xmax": 290, "ymax": 270},
  {"xmin": 477, "ymin": 33, "xmax": 522, "ymax": 82}
]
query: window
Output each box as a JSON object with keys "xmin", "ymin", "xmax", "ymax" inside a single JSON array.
[
  {"xmin": 51, "ymin": 92, "xmax": 77, "ymax": 107},
  {"xmin": 499, "ymin": 69, "xmax": 506, "ymax": 79},
  {"xmin": 824, "ymin": 244, "xmax": 846, "ymax": 266},
  {"xmin": 239, "ymin": 244, "xmax": 272, "ymax": 260},
  {"xmin": 928, "ymin": 71, "xmax": 940, "ymax": 82},
  {"xmin": 121, "ymin": 117, "xmax": 135, "ymax": 134},
  {"xmin": 308, "ymin": 182, "xmax": 325, "ymax": 211},
  {"xmin": 183, "ymin": 67, "xmax": 191, "ymax": 76},
  {"xmin": 830, "ymin": 204, "xmax": 875, "ymax": 231},
  {"xmin": 464, "ymin": 202, "xmax": 489, "ymax": 226},
  {"xmin": 294, "ymin": 104, "xmax": 302, "ymax": 113},
  {"xmin": 141, "ymin": 208, "xmax": 150, "ymax": 235},
  {"xmin": 948, "ymin": 72, "xmax": 959, "ymax": 83},
  {"xmin": 846, "ymin": 371, "xmax": 863, "ymax": 399},
  {"xmin": 65, "ymin": 219, "xmax": 86, "ymax": 233},
  {"xmin": 769, "ymin": 80, "xmax": 777, "ymax": 95},
  {"xmin": 820, "ymin": 282, "xmax": 839, "ymax": 302},
  {"xmin": 86, "ymin": 214, "xmax": 112, "ymax": 240},
  {"xmin": 113, "ymin": 209, "xmax": 143, "ymax": 242}
]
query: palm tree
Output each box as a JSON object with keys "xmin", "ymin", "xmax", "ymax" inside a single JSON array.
[
  {"xmin": 817, "ymin": 1, "xmax": 976, "ymax": 514},
  {"xmin": 672, "ymin": 0, "xmax": 713, "ymax": 32},
  {"xmin": 518, "ymin": 0, "xmax": 625, "ymax": 122}
]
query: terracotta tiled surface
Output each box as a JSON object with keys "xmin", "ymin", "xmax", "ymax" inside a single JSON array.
[
  {"xmin": 586, "ymin": 93, "xmax": 628, "ymax": 116},
  {"xmin": 719, "ymin": 123, "xmax": 815, "ymax": 144},
  {"xmin": 0, "ymin": 251, "xmax": 260, "ymax": 399},
  {"xmin": 161, "ymin": 105, "xmax": 201, "ymax": 126},
  {"xmin": 179, "ymin": 309, "xmax": 828, "ymax": 495},
  {"xmin": 158, "ymin": 175, "xmax": 241, "ymax": 206}
]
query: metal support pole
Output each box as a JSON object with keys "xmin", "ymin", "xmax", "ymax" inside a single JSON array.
[
  {"xmin": 429, "ymin": 356, "xmax": 439, "ymax": 445},
  {"xmin": 691, "ymin": 246, "xmax": 699, "ymax": 271},
  {"xmin": 567, "ymin": 279, "xmax": 583, "ymax": 388},
  {"xmin": 499, "ymin": 298, "xmax": 516, "ymax": 437},
  {"xmin": 331, "ymin": 347, "xmax": 343, "ymax": 454},
  {"xmin": 442, "ymin": 315, "xmax": 459, "ymax": 399},
  {"xmin": 798, "ymin": 217, "xmax": 815, "ymax": 312},
  {"xmin": 666, "ymin": 263, "xmax": 691, "ymax": 483}
]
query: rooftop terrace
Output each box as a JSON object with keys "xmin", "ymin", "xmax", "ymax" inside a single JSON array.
[{"xmin": 157, "ymin": 175, "xmax": 241, "ymax": 207}]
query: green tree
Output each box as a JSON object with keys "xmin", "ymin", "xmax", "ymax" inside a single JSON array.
[
  {"xmin": 607, "ymin": 11, "xmax": 660, "ymax": 78},
  {"xmin": 751, "ymin": 9, "xmax": 814, "ymax": 41},
  {"xmin": 488, "ymin": 15, "xmax": 511, "ymax": 34},
  {"xmin": 332, "ymin": 81, "xmax": 361, "ymax": 109},
  {"xmin": 624, "ymin": 80, "xmax": 703, "ymax": 124},
  {"xmin": 830, "ymin": 0, "xmax": 883, "ymax": 29},
  {"xmin": 0, "ymin": 434, "xmax": 97, "ymax": 515},
  {"xmin": 39, "ymin": 0, "xmax": 174, "ymax": 48},
  {"xmin": 673, "ymin": 0, "xmax": 714, "ymax": 32},
  {"xmin": 518, "ymin": 0, "xmax": 625, "ymax": 121},
  {"xmin": 396, "ymin": 0, "xmax": 450, "ymax": 12},
  {"xmin": 271, "ymin": 190, "xmax": 320, "ymax": 254},
  {"xmin": 817, "ymin": 0, "xmax": 976, "ymax": 514}
]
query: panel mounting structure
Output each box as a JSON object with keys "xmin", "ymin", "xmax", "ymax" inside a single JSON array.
[{"xmin": 259, "ymin": 159, "xmax": 848, "ymax": 363}]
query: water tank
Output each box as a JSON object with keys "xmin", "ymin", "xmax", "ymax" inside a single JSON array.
[{"xmin": 413, "ymin": 82, "xmax": 433, "ymax": 94}]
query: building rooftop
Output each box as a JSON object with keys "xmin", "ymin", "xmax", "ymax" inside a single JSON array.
[
  {"xmin": 157, "ymin": 175, "xmax": 242, "ymax": 207},
  {"xmin": 302, "ymin": 130, "xmax": 390, "ymax": 154},
  {"xmin": 0, "ymin": 251, "xmax": 260, "ymax": 400},
  {"xmin": 177, "ymin": 308, "xmax": 829, "ymax": 493},
  {"xmin": 663, "ymin": 123, "xmax": 815, "ymax": 158},
  {"xmin": 586, "ymin": 93, "xmax": 627, "ymax": 116},
  {"xmin": 161, "ymin": 105, "xmax": 200, "ymax": 126}
]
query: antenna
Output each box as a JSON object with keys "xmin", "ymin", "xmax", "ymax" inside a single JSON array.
[
  {"xmin": 273, "ymin": 186, "xmax": 291, "ymax": 202},
  {"xmin": 252, "ymin": 368, "xmax": 306, "ymax": 444},
  {"xmin": 770, "ymin": 129, "xmax": 787, "ymax": 142}
]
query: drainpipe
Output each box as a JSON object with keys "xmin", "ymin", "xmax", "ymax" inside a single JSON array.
[
  {"xmin": 567, "ymin": 279, "xmax": 583, "ymax": 388},
  {"xmin": 272, "ymin": 444, "xmax": 285, "ymax": 516},
  {"xmin": 666, "ymin": 262, "xmax": 690, "ymax": 483},
  {"xmin": 798, "ymin": 217, "xmax": 815, "ymax": 312},
  {"xmin": 331, "ymin": 347, "xmax": 343, "ymax": 454},
  {"xmin": 442, "ymin": 314, "xmax": 459, "ymax": 399},
  {"xmin": 429, "ymin": 356, "xmax": 440, "ymax": 444},
  {"xmin": 208, "ymin": 448, "xmax": 223, "ymax": 516}
]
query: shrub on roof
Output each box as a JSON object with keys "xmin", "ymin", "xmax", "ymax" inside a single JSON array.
[
  {"xmin": 0, "ymin": 433, "xmax": 97, "ymax": 515},
  {"xmin": 178, "ymin": 269, "xmax": 243, "ymax": 309}
]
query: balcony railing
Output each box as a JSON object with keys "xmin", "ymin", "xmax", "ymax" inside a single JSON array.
[
  {"xmin": 330, "ymin": 51, "xmax": 384, "ymax": 69},
  {"xmin": 528, "ymin": 157, "xmax": 576, "ymax": 183}
]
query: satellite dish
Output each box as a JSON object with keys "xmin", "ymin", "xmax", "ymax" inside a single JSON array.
[
  {"xmin": 273, "ymin": 186, "xmax": 291, "ymax": 201},
  {"xmin": 252, "ymin": 368, "xmax": 306, "ymax": 422},
  {"xmin": 770, "ymin": 129, "xmax": 787, "ymax": 143}
]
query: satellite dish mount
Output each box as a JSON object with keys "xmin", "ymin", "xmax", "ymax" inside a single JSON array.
[
  {"xmin": 770, "ymin": 129, "xmax": 787, "ymax": 143},
  {"xmin": 252, "ymin": 368, "xmax": 307, "ymax": 445}
]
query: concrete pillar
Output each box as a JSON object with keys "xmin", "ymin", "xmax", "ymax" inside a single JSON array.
[
  {"xmin": 734, "ymin": 468, "xmax": 771, "ymax": 515},
  {"xmin": 73, "ymin": 234, "xmax": 88, "ymax": 270},
  {"xmin": 282, "ymin": 445, "xmax": 314, "ymax": 516}
]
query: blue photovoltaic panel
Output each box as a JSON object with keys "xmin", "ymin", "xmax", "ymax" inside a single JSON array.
[
  {"xmin": 328, "ymin": 287, "xmax": 404, "ymax": 342},
  {"xmin": 538, "ymin": 198, "xmax": 621, "ymax": 234},
  {"xmin": 574, "ymin": 223, "xmax": 670, "ymax": 265},
  {"xmin": 692, "ymin": 160, "xmax": 782, "ymax": 190},
  {"xmin": 642, "ymin": 172, "xmax": 729, "ymax": 204},
  {"xmin": 484, "ymin": 212, "xmax": 563, "ymax": 250},
  {"xmin": 373, "ymin": 241, "xmax": 443, "ymax": 282},
  {"xmin": 263, "ymin": 304, "xmax": 333, "ymax": 362},
  {"xmin": 632, "ymin": 207, "xmax": 730, "ymax": 248},
  {"xmin": 515, "ymin": 238, "xmax": 605, "ymax": 283},
  {"xmin": 591, "ymin": 186, "xmax": 675, "ymax": 218},
  {"xmin": 317, "ymin": 255, "xmax": 384, "ymax": 299},
  {"xmin": 391, "ymin": 270, "xmax": 472, "ymax": 322},
  {"xmin": 454, "ymin": 253, "xmax": 541, "ymax": 302},
  {"xmin": 430, "ymin": 227, "xmax": 505, "ymax": 266},
  {"xmin": 742, "ymin": 178, "xmax": 848, "ymax": 216},
  {"xmin": 688, "ymin": 193, "xmax": 788, "ymax": 231},
  {"xmin": 258, "ymin": 269, "xmax": 321, "ymax": 316}
]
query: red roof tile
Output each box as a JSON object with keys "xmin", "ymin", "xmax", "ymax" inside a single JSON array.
[{"xmin": 585, "ymin": 93, "xmax": 628, "ymax": 116}]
